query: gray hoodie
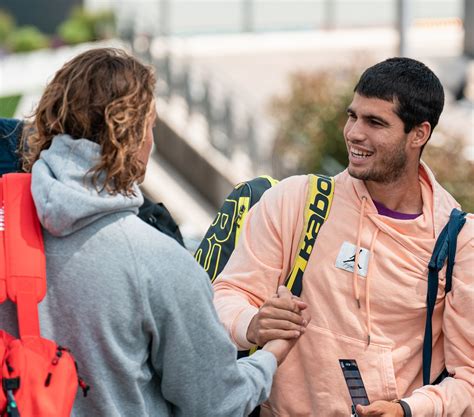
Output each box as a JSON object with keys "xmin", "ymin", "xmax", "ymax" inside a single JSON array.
[{"xmin": 1, "ymin": 135, "xmax": 276, "ymax": 416}]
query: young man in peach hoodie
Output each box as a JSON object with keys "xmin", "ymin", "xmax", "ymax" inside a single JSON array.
[{"xmin": 213, "ymin": 57, "xmax": 473, "ymax": 417}]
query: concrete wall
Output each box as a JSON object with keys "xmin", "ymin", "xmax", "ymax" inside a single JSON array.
[{"xmin": 155, "ymin": 117, "xmax": 235, "ymax": 210}]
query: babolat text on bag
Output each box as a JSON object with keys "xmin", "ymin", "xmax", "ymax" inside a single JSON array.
[{"xmin": 195, "ymin": 174, "xmax": 335, "ymax": 297}]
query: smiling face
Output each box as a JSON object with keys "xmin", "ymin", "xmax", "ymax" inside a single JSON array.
[{"xmin": 343, "ymin": 93, "xmax": 413, "ymax": 184}]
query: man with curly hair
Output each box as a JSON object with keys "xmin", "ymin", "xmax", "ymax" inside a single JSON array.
[
  {"xmin": 0, "ymin": 48, "xmax": 309, "ymax": 416},
  {"xmin": 0, "ymin": 116, "xmax": 185, "ymax": 245}
]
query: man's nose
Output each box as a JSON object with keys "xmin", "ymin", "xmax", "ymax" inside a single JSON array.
[{"xmin": 346, "ymin": 120, "xmax": 366, "ymax": 142}]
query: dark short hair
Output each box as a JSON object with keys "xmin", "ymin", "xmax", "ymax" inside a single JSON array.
[{"xmin": 354, "ymin": 57, "xmax": 444, "ymax": 138}]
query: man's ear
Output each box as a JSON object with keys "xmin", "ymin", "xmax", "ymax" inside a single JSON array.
[{"xmin": 410, "ymin": 121, "xmax": 431, "ymax": 150}]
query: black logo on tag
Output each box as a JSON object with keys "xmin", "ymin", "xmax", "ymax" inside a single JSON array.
[{"xmin": 343, "ymin": 249, "xmax": 363, "ymax": 270}]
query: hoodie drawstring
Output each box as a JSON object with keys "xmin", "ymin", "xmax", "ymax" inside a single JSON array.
[
  {"xmin": 365, "ymin": 228, "xmax": 379, "ymax": 345},
  {"xmin": 352, "ymin": 196, "xmax": 379, "ymax": 345},
  {"xmin": 352, "ymin": 197, "xmax": 367, "ymax": 309}
]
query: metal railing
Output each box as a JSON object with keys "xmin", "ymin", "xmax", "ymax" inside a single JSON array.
[{"xmin": 132, "ymin": 34, "xmax": 264, "ymax": 174}]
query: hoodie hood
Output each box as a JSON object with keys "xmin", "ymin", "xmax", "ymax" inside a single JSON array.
[
  {"xmin": 348, "ymin": 161, "xmax": 460, "ymax": 248},
  {"xmin": 31, "ymin": 134, "xmax": 143, "ymax": 237}
]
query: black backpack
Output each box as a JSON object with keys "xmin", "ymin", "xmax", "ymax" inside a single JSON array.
[
  {"xmin": 0, "ymin": 118, "xmax": 23, "ymax": 175},
  {"xmin": 138, "ymin": 198, "xmax": 185, "ymax": 247}
]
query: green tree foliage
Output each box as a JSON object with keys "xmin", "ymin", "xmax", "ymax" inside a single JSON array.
[
  {"xmin": 0, "ymin": 9, "xmax": 49, "ymax": 53},
  {"xmin": 6, "ymin": 26, "xmax": 49, "ymax": 52},
  {"xmin": 0, "ymin": 7, "xmax": 115, "ymax": 53},
  {"xmin": 58, "ymin": 18, "xmax": 94, "ymax": 45},
  {"xmin": 58, "ymin": 7, "xmax": 115, "ymax": 45},
  {"xmin": 0, "ymin": 94, "xmax": 21, "ymax": 118},
  {"xmin": 0, "ymin": 9, "xmax": 15, "ymax": 44},
  {"xmin": 271, "ymin": 70, "xmax": 355, "ymax": 178},
  {"xmin": 270, "ymin": 70, "xmax": 473, "ymax": 212},
  {"xmin": 423, "ymin": 138, "xmax": 473, "ymax": 212}
]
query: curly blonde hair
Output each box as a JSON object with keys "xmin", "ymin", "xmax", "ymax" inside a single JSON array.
[{"xmin": 22, "ymin": 47, "xmax": 156, "ymax": 196}]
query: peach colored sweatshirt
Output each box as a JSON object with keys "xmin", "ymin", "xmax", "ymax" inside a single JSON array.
[{"xmin": 213, "ymin": 164, "xmax": 473, "ymax": 417}]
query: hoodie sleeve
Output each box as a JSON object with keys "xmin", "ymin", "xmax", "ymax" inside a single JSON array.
[
  {"xmin": 138, "ymin": 236, "xmax": 277, "ymax": 417},
  {"xmin": 403, "ymin": 215, "xmax": 474, "ymax": 417},
  {"xmin": 213, "ymin": 176, "xmax": 307, "ymax": 350}
]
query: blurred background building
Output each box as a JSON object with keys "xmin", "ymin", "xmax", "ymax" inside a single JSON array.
[{"xmin": 1, "ymin": 0, "xmax": 472, "ymax": 247}]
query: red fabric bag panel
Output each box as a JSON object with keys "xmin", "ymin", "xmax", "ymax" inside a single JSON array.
[{"xmin": 1, "ymin": 336, "xmax": 78, "ymax": 417}]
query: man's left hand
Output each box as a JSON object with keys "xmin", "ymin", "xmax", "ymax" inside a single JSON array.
[{"xmin": 356, "ymin": 401, "xmax": 404, "ymax": 417}]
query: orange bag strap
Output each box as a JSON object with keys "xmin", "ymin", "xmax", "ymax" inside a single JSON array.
[
  {"xmin": 0, "ymin": 182, "xmax": 6, "ymax": 303},
  {"xmin": 1, "ymin": 173, "xmax": 46, "ymax": 338}
]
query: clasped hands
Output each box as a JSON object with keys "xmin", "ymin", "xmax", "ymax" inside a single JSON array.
[
  {"xmin": 253, "ymin": 286, "xmax": 310, "ymax": 365},
  {"xmin": 247, "ymin": 285, "xmax": 309, "ymax": 346}
]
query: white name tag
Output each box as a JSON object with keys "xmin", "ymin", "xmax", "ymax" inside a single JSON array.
[{"xmin": 335, "ymin": 241, "xmax": 370, "ymax": 277}]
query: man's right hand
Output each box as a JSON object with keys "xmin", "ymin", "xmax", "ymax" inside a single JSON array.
[
  {"xmin": 261, "ymin": 286, "xmax": 311, "ymax": 365},
  {"xmin": 247, "ymin": 286, "xmax": 308, "ymax": 346}
]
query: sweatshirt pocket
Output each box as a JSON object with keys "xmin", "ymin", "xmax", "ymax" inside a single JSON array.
[{"xmin": 267, "ymin": 323, "xmax": 399, "ymax": 417}]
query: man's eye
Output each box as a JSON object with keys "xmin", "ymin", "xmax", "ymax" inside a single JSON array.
[{"xmin": 370, "ymin": 119, "xmax": 383, "ymax": 126}]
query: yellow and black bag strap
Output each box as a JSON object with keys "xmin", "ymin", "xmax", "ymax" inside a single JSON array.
[
  {"xmin": 284, "ymin": 174, "xmax": 335, "ymax": 296},
  {"xmin": 234, "ymin": 176, "xmax": 279, "ymax": 246},
  {"xmin": 248, "ymin": 174, "xmax": 334, "ymax": 355}
]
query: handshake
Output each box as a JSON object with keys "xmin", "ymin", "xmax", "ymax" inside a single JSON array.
[{"xmin": 253, "ymin": 286, "xmax": 311, "ymax": 365}]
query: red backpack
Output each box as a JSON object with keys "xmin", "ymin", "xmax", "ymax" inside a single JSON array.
[{"xmin": 0, "ymin": 173, "xmax": 88, "ymax": 417}]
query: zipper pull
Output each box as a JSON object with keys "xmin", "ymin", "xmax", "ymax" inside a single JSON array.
[
  {"xmin": 74, "ymin": 360, "xmax": 90, "ymax": 397},
  {"xmin": 45, "ymin": 346, "xmax": 64, "ymax": 386},
  {"xmin": 78, "ymin": 377, "xmax": 90, "ymax": 397}
]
